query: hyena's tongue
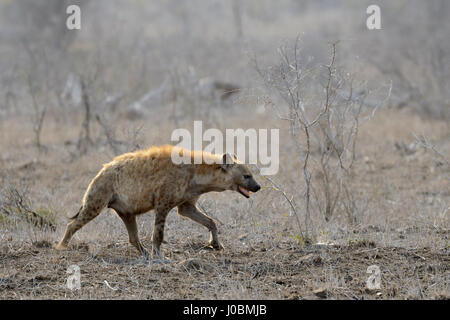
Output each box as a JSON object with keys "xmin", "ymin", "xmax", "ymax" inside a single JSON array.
[{"xmin": 239, "ymin": 186, "xmax": 250, "ymax": 197}]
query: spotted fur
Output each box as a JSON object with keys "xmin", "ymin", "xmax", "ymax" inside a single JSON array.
[{"xmin": 55, "ymin": 145, "xmax": 260, "ymax": 258}]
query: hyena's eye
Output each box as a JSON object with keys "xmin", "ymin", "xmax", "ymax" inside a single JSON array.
[{"xmin": 243, "ymin": 175, "xmax": 251, "ymax": 179}]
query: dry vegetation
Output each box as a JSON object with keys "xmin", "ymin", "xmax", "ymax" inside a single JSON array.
[{"xmin": 0, "ymin": 0, "xmax": 449, "ymax": 299}]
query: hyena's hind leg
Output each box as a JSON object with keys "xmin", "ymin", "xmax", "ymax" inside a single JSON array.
[
  {"xmin": 55, "ymin": 201, "xmax": 106, "ymax": 250},
  {"xmin": 119, "ymin": 214, "xmax": 149, "ymax": 258},
  {"xmin": 56, "ymin": 172, "xmax": 112, "ymax": 251}
]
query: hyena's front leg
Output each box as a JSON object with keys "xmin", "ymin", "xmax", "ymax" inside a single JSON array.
[
  {"xmin": 151, "ymin": 207, "xmax": 170, "ymax": 258},
  {"xmin": 177, "ymin": 202, "xmax": 223, "ymax": 250}
]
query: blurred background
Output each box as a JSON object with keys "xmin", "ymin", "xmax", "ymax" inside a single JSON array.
[{"xmin": 1, "ymin": 0, "xmax": 449, "ymax": 122}]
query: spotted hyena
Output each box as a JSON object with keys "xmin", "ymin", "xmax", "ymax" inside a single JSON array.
[{"xmin": 56, "ymin": 145, "xmax": 260, "ymax": 258}]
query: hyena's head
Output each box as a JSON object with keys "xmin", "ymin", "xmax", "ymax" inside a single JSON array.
[{"xmin": 219, "ymin": 153, "xmax": 261, "ymax": 198}]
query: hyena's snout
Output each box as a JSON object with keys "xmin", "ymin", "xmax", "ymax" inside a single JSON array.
[
  {"xmin": 249, "ymin": 180, "xmax": 261, "ymax": 193},
  {"xmin": 237, "ymin": 178, "xmax": 261, "ymax": 198}
]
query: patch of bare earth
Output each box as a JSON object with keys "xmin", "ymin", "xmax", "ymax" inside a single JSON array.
[{"xmin": 0, "ymin": 239, "xmax": 448, "ymax": 300}]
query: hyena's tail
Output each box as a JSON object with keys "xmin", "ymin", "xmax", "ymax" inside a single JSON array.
[{"xmin": 68, "ymin": 206, "xmax": 83, "ymax": 220}]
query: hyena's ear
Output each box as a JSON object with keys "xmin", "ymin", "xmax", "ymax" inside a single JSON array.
[{"xmin": 220, "ymin": 153, "xmax": 235, "ymax": 171}]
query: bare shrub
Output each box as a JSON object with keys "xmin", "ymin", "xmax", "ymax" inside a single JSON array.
[
  {"xmin": 27, "ymin": 74, "xmax": 47, "ymax": 152},
  {"xmin": 367, "ymin": 0, "xmax": 450, "ymax": 120},
  {"xmin": 22, "ymin": 46, "xmax": 55, "ymax": 152},
  {"xmin": 127, "ymin": 65, "xmax": 240, "ymax": 127},
  {"xmin": 76, "ymin": 78, "xmax": 94, "ymax": 155},
  {"xmin": 95, "ymin": 113, "xmax": 145, "ymax": 155},
  {"xmin": 413, "ymin": 133, "xmax": 450, "ymax": 183},
  {"xmin": 255, "ymin": 38, "xmax": 390, "ymax": 239},
  {"xmin": 0, "ymin": 187, "xmax": 56, "ymax": 231}
]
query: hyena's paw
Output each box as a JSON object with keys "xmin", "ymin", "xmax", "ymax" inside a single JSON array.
[
  {"xmin": 149, "ymin": 251, "xmax": 171, "ymax": 264},
  {"xmin": 150, "ymin": 246, "xmax": 166, "ymax": 260},
  {"xmin": 138, "ymin": 247, "xmax": 150, "ymax": 259},
  {"xmin": 55, "ymin": 242, "xmax": 68, "ymax": 251},
  {"xmin": 207, "ymin": 241, "xmax": 224, "ymax": 251}
]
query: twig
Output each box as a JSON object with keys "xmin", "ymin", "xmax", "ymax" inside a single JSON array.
[
  {"xmin": 104, "ymin": 280, "xmax": 119, "ymax": 291},
  {"xmin": 413, "ymin": 133, "xmax": 449, "ymax": 165}
]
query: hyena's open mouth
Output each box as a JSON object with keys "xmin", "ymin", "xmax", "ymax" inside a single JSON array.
[{"xmin": 238, "ymin": 186, "xmax": 251, "ymax": 198}]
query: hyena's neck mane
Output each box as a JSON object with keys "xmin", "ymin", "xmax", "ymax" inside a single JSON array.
[{"xmin": 189, "ymin": 163, "xmax": 227, "ymax": 194}]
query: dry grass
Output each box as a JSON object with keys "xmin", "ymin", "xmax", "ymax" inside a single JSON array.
[{"xmin": 0, "ymin": 106, "xmax": 448, "ymax": 300}]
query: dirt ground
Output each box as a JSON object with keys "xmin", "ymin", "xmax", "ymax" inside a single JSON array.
[{"xmin": 0, "ymin": 238, "xmax": 448, "ymax": 300}]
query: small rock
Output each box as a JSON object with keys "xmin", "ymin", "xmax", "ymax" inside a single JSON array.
[
  {"xmin": 365, "ymin": 287, "xmax": 378, "ymax": 294},
  {"xmin": 313, "ymin": 287, "xmax": 328, "ymax": 299},
  {"xmin": 177, "ymin": 258, "xmax": 214, "ymax": 272},
  {"xmin": 313, "ymin": 256, "xmax": 323, "ymax": 265},
  {"xmin": 238, "ymin": 233, "xmax": 248, "ymax": 241},
  {"xmin": 297, "ymin": 253, "xmax": 315, "ymax": 263}
]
